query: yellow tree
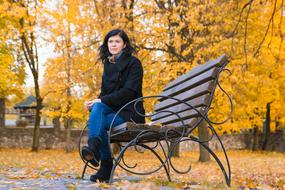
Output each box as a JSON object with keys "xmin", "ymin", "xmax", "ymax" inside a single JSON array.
[
  {"xmin": 0, "ymin": 1, "xmax": 26, "ymax": 128},
  {"xmin": 0, "ymin": 44, "xmax": 25, "ymax": 127},
  {"xmin": 226, "ymin": 0, "xmax": 285, "ymax": 150},
  {"xmin": 37, "ymin": 0, "xmax": 285, "ymax": 154},
  {"xmin": 41, "ymin": 0, "xmax": 89, "ymax": 152},
  {"xmin": 17, "ymin": 0, "xmax": 44, "ymax": 151},
  {"xmin": 131, "ymin": 0, "xmax": 236, "ymax": 159}
]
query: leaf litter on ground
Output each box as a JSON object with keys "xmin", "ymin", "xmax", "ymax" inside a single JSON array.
[{"xmin": 0, "ymin": 148, "xmax": 285, "ymax": 189}]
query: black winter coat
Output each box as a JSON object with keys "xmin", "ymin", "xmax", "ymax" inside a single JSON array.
[{"xmin": 99, "ymin": 52, "xmax": 145, "ymax": 123}]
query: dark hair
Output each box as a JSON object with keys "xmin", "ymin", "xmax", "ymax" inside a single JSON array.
[{"xmin": 98, "ymin": 29, "xmax": 135, "ymax": 62}]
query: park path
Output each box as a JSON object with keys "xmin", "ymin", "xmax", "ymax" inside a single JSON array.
[
  {"xmin": 0, "ymin": 167, "xmax": 177, "ymax": 190},
  {"xmin": 0, "ymin": 170, "xmax": 101, "ymax": 190}
]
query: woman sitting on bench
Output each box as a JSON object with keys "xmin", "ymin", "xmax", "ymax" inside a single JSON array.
[{"xmin": 82, "ymin": 29, "xmax": 145, "ymax": 182}]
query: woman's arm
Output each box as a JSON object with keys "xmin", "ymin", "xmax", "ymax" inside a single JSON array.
[
  {"xmin": 98, "ymin": 71, "xmax": 106, "ymax": 98},
  {"xmin": 84, "ymin": 99, "xmax": 101, "ymax": 110}
]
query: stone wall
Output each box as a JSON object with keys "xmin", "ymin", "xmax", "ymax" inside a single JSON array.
[
  {"xmin": 0, "ymin": 127, "xmax": 82, "ymax": 150},
  {"xmin": 0, "ymin": 126, "xmax": 285, "ymax": 152}
]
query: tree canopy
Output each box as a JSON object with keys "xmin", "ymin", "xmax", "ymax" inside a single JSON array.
[{"xmin": 1, "ymin": 0, "xmax": 284, "ymax": 133}]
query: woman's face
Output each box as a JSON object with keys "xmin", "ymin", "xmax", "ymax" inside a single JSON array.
[{"xmin": 108, "ymin": 35, "xmax": 126, "ymax": 55}]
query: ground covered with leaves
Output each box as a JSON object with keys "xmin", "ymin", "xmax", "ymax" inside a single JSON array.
[{"xmin": 0, "ymin": 148, "xmax": 284, "ymax": 189}]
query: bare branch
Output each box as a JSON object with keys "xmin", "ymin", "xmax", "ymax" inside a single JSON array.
[
  {"xmin": 34, "ymin": 37, "xmax": 39, "ymax": 72},
  {"xmin": 254, "ymin": 0, "xmax": 278, "ymax": 57},
  {"xmin": 231, "ymin": 0, "xmax": 253, "ymax": 54},
  {"xmin": 232, "ymin": 0, "xmax": 253, "ymax": 37},
  {"xmin": 277, "ymin": 0, "xmax": 284, "ymax": 62},
  {"xmin": 154, "ymin": 0, "xmax": 165, "ymax": 9},
  {"xmin": 93, "ymin": 0, "xmax": 100, "ymax": 17},
  {"xmin": 21, "ymin": 36, "xmax": 32, "ymax": 66},
  {"xmin": 137, "ymin": 44, "xmax": 189, "ymax": 62},
  {"xmin": 242, "ymin": 0, "xmax": 253, "ymax": 71},
  {"xmin": 137, "ymin": 45, "xmax": 166, "ymax": 52}
]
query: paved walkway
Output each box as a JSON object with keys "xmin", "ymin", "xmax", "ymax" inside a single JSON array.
[
  {"xmin": 0, "ymin": 167, "xmax": 175, "ymax": 190},
  {"xmin": 0, "ymin": 173, "xmax": 103, "ymax": 190}
]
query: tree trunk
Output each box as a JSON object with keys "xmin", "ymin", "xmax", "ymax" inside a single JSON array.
[
  {"xmin": 275, "ymin": 120, "xmax": 280, "ymax": 131},
  {"xmin": 18, "ymin": 2, "xmax": 42, "ymax": 152},
  {"xmin": 64, "ymin": 118, "xmax": 73, "ymax": 152},
  {"xmin": 32, "ymin": 82, "xmax": 42, "ymax": 152},
  {"xmin": 170, "ymin": 141, "xmax": 180, "ymax": 157},
  {"xmin": 198, "ymin": 120, "xmax": 211, "ymax": 162},
  {"xmin": 111, "ymin": 143, "xmax": 120, "ymax": 155},
  {"xmin": 252, "ymin": 126, "xmax": 260, "ymax": 151},
  {"xmin": 63, "ymin": 10, "xmax": 73, "ymax": 153},
  {"xmin": 262, "ymin": 102, "xmax": 271, "ymax": 150},
  {"xmin": 32, "ymin": 108, "xmax": 41, "ymax": 151},
  {"xmin": 0, "ymin": 98, "xmax": 5, "ymax": 128},
  {"xmin": 52, "ymin": 117, "xmax": 61, "ymax": 131}
]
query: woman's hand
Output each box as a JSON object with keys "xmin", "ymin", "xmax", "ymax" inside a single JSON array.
[{"xmin": 84, "ymin": 99, "xmax": 101, "ymax": 110}]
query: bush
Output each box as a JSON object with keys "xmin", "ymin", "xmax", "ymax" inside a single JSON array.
[{"xmin": 16, "ymin": 119, "xmax": 29, "ymax": 127}]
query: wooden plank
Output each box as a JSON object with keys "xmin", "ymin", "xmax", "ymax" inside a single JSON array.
[
  {"xmin": 158, "ymin": 68, "xmax": 219, "ymax": 101},
  {"xmin": 151, "ymin": 107, "xmax": 205, "ymax": 125},
  {"xmin": 111, "ymin": 131, "xmax": 163, "ymax": 143},
  {"xmin": 110, "ymin": 118, "xmax": 200, "ymax": 142},
  {"xmin": 164, "ymin": 54, "xmax": 228, "ymax": 91},
  {"xmin": 155, "ymin": 81, "xmax": 215, "ymax": 111},
  {"xmin": 111, "ymin": 122, "xmax": 161, "ymax": 135},
  {"xmin": 151, "ymin": 105, "xmax": 206, "ymax": 121},
  {"xmin": 111, "ymin": 122, "xmax": 164, "ymax": 142},
  {"xmin": 155, "ymin": 94, "xmax": 210, "ymax": 112},
  {"xmin": 160, "ymin": 117, "xmax": 199, "ymax": 128}
]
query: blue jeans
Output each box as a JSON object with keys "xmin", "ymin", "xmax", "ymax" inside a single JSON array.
[{"xmin": 88, "ymin": 102, "xmax": 125, "ymax": 160}]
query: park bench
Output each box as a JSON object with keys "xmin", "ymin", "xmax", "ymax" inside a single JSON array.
[{"xmin": 79, "ymin": 54, "xmax": 232, "ymax": 187}]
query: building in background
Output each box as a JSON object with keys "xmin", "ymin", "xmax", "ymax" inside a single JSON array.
[{"xmin": 14, "ymin": 95, "xmax": 38, "ymax": 126}]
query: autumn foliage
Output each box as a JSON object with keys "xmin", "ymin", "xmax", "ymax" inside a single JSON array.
[{"xmin": 0, "ymin": 1, "xmax": 285, "ymax": 133}]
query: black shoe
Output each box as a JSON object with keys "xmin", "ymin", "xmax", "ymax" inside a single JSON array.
[
  {"xmin": 90, "ymin": 159, "xmax": 113, "ymax": 182},
  {"xmin": 81, "ymin": 137, "xmax": 101, "ymax": 167}
]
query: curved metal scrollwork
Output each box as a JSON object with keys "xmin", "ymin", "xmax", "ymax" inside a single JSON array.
[
  {"xmin": 206, "ymin": 67, "xmax": 234, "ymax": 125},
  {"xmin": 107, "ymin": 98, "xmax": 231, "ymax": 186},
  {"xmin": 78, "ymin": 124, "xmax": 98, "ymax": 179}
]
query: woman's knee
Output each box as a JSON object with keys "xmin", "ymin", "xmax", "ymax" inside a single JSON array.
[{"xmin": 90, "ymin": 102, "xmax": 106, "ymax": 112}]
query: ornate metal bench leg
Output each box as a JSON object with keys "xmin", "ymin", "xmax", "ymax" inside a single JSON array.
[
  {"xmin": 108, "ymin": 142, "xmax": 172, "ymax": 183},
  {"xmin": 197, "ymin": 141, "xmax": 231, "ymax": 187},
  {"xmin": 108, "ymin": 160, "xmax": 117, "ymax": 183},
  {"xmin": 109, "ymin": 138, "xmax": 140, "ymax": 183},
  {"xmin": 81, "ymin": 161, "xmax": 89, "ymax": 179},
  {"xmin": 140, "ymin": 144, "xmax": 171, "ymax": 182}
]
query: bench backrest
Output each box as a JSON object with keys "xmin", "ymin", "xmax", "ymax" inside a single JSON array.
[{"xmin": 151, "ymin": 54, "xmax": 229, "ymax": 128}]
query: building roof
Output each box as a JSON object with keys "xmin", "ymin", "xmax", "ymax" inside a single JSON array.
[{"xmin": 14, "ymin": 95, "xmax": 37, "ymax": 109}]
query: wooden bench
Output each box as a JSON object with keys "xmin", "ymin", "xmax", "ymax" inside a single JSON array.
[{"xmin": 79, "ymin": 54, "xmax": 232, "ymax": 187}]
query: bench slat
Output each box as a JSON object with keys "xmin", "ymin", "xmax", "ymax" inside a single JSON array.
[
  {"xmin": 110, "ymin": 119, "xmax": 198, "ymax": 142},
  {"xmin": 162, "ymin": 117, "xmax": 199, "ymax": 128},
  {"xmin": 155, "ymin": 81, "xmax": 214, "ymax": 111},
  {"xmin": 164, "ymin": 54, "xmax": 228, "ymax": 91},
  {"xmin": 152, "ymin": 105, "xmax": 205, "ymax": 121},
  {"xmin": 152, "ymin": 107, "xmax": 204, "ymax": 125},
  {"xmin": 111, "ymin": 122, "xmax": 161, "ymax": 135},
  {"xmin": 111, "ymin": 122, "xmax": 164, "ymax": 142},
  {"xmin": 158, "ymin": 67, "xmax": 219, "ymax": 101}
]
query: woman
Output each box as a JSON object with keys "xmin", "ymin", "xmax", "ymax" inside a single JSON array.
[{"xmin": 82, "ymin": 29, "xmax": 145, "ymax": 182}]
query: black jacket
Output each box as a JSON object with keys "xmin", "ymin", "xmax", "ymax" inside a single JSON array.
[{"xmin": 99, "ymin": 52, "xmax": 145, "ymax": 123}]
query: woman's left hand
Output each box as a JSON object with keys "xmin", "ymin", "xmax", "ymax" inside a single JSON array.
[{"xmin": 84, "ymin": 99, "xmax": 101, "ymax": 110}]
